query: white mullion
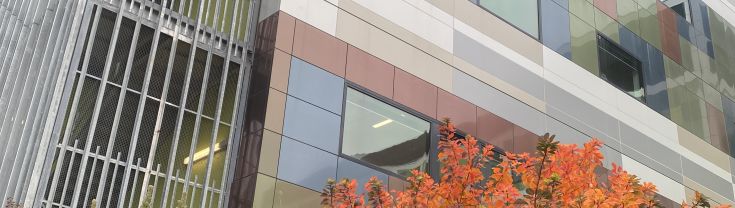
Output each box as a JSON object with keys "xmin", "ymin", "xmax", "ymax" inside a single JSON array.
[
  {"xmin": 103, "ymin": 153, "xmax": 122, "ymax": 208},
  {"xmin": 81, "ymin": 147, "xmax": 100, "ymax": 207},
  {"xmin": 58, "ymin": 140, "xmax": 80, "ymax": 207},
  {"xmin": 188, "ymin": 176, "xmax": 198, "ymax": 207},
  {"xmin": 126, "ymin": 158, "xmax": 141, "ymax": 208},
  {"xmin": 168, "ymin": 170, "xmax": 180, "ymax": 208}
]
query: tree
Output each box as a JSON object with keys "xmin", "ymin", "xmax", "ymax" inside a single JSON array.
[
  {"xmin": 4, "ymin": 197, "xmax": 22, "ymax": 208},
  {"xmin": 321, "ymin": 120, "xmax": 732, "ymax": 208}
]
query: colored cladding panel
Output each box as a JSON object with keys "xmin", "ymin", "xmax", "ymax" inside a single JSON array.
[
  {"xmin": 288, "ymin": 57, "xmax": 345, "ymax": 115},
  {"xmin": 595, "ymin": 8, "xmax": 621, "ymax": 43},
  {"xmin": 723, "ymin": 96, "xmax": 735, "ymax": 157},
  {"xmin": 541, "ymin": 0, "xmax": 572, "ymax": 59},
  {"xmin": 437, "ymin": 89, "xmax": 477, "ymax": 135},
  {"xmin": 292, "ymin": 20, "xmax": 348, "ymax": 77},
  {"xmin": 273, "ymin": 179, "xmax": 322, "ymax": 207},
  {"xmin": 277, "ymin": 137, "xmax": 338, "ymax": 191},
  {"xmin": 570, "ymin": 15, "xmax": 599, "ymax": 75},
  {"xmin": 707, "ymin": 103, "xmax": 730, "ymax": 154},
  {"xmin": 677, "ymin": 15, "xmax": 694, "ymax": 41},
  {"xmin": 689, "ymin": 0, "xmax": 711, "ymax": 39},
  {"xmin": 644, "ymin": 44, "xmax": 671, "ymax": 118},
  {"xmin": 282, "ymin": 96, "xmax": 342, "ymax": 154},
  {"xmin": 513, "ymin": 125, "xmax": 537, "ymax": 154},
  {"xmin": 679, "ymin": 36, "xmax": 702, "ymax": 76},
  {"xmin": 681, "ymin": 158, "xmax": 735, "ymax": 201},
  {"xmin": 393, "ymin": 70, "xmax": 438, "ymax": 118},
  {"xmin": 661, "ymin": 27, "xmax": 682, "ymax": 64},
  {"xmin": 664, "ymin": 56, "xmax": 704, "ymax": 99},
  {"xmin": 345, "ymin": 46, "xmax": 395, "ymax": 99},
  {"xmin": 639, "ymin": 9, "xmax": 662, "ymax": 51},
  {"xmin": 553, "ymin": 0, "xmax": 569, "ymax": 10},
  {"xmin": 619, "ymin": 26, "xmax": 646, "ymax": 59},
  {"xmin": 476, "ymin": 107, "xmax": 514, "ymax": 152},
  {"xmin": 594, "ymin": 0, "xmax": 618, "ymax": 19},
  {"xmin": 667, "ymin": 75, "xmax": 710, "ymax": 141},
  {"xmin": 570, "ymin": 0, "xmax": 595, "ymax": 26},
  {"xmin": 617, "ymin": 0, "xmax": 641, "ymax": 36},
  {"xmin": 477, "ymin": 0, "xmax": 539, "ymax": 38},
  {"xmin": 619, "ymin": 123, "xmax": 683, "ymax": 176},
  {"xmin": 545, "ymin": 82, "xmax": 619, "ymax": 144},
  {"xmin": 336, "ymin": 158, "xmax": 389, "ymax": 193}
]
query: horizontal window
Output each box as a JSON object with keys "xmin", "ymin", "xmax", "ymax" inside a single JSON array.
[{"xmin": 597, "ymin": 34, "xmax": 645, "ymax": 102}]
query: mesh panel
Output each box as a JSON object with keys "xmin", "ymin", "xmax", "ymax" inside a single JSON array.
[
  {"xmin": 147, "ymin": 34, "xmax": 173, "ymax": 98},
  {"xmin": 185, "ymin": 48, "xmax": 207, "ymax": 111},
  {"xmin": 100, "ymin": 164, "xmax": 124, "ymax": 208},
  {"xmin": 79, "ymin": 158, "xmax": 104, "ymax": 208},
  {"xmin": 210, "ymin": 124, "xmax": 230, "ymax": 187},
  {"xmin": 91, "ymin": 85, "xmax": 121, "ymax": 154},
  {"xmin": 220, "ymin": 62, "xmax": 240, "ymax": 123},
  {"xmin": 202, "ymin": 55, "xmax": 224, "ymax": 117},
  {"xmin": 63, "ymin": 153, "xmax": 83, "ymax": 205},
  {"xmin": 128, "ymin": 26, "xmax": 155, "ymax": 91},
  {"xmin": 191, "ymin": 118, "xmax": 213, "ymax": 179},
  {"xmin": 112, "ymin": 91, "xmax": 140, "ymax": 161},
  {"xmin": 43, "ymin": 148, "xmax": 59, "ymax": 199},
  {"xmin": 59, "ymin": 73, "xmax": 80, "ymax": 143},
  {"xmin": 174, "ymin": 112, "xmax": 196, "ymax": 172},
  {"xmin": 166, "ymin": 41, "xmax": 192, "ymax": 105},
  {"xmin": 76, "ymin": 157, "xmax": 96, "ymax": 208},
  {"xmin": 153, "ymin": 104, "xmax": 179, "ymax": 171},
  {"xmin": 68, "ymin": 78, "xmax": 101, "ymax": 150},
  {"xmin": 77, "ymin": 6, "xmax": 98, "ymax": 72},
  {"xmin": 52, "ymin": 152, "xmax": 73, "ymax": 203},
  {"xmin": 133, "ymin": 98, "xmax": 160, "ymax": 167},
  {"xmin": 122, "ymin": 170, "xmax": 144, "ymax": 208},
  {"xmin": 86, "ymin": 9, "xmax": 117, "ymax": 78},
  {"xmin": 107, "ymin": 17, "xmax": 136, "ymax": 85}
]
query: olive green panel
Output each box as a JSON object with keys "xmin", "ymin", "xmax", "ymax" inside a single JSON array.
[
  {"xmin": 638, "ymin": 9, "xmax": 661, "ymax": 50},
  {"xmin": 634, "ymin": 0, "xmax": 656, "ymax": 13},
  {"xmin": 617, "ymin": 0, "xmax": 640, "ymax": 36},
  {"xmin": 595, "ymin": 8, "xmax": 620, "ymax": 43},
  {"xmin": 570, "ymin": 15, "xmax": 600, "ymax": 75},
  {"xmin": 570, "ymin": 0, "xmax": 595, "ymax": 27},
  {"xmin": 668, "ymin": 75, "xmax": 711, "ymax": 142},
  {"xmin": 679, "ymin": 36, "xmax": 702, "ymax": 77},
  {"xmin": 664, "ymin": 56, "xmax": 704, "ymax": 99},
  {"xmin": 704, "ymin": 83, "xmax": 724, "ymax": 112},
  {"xmin": 253, "ymin": 174, "xmax": 277, "ymax": 208}
]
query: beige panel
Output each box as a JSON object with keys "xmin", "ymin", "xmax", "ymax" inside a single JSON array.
[
  {"xmin": 273, "ymin": 180, "xmax": 322, "ymax": 208},
  {"xmin": 270, "ymin": 49, "xmax": 291, "ymax": 92},
  {"xmin": 253, "ymin": 174, "xmax": 277, "ymax": 208},
  {"xmin": 683, "ymin": 177, "xmax": 735, "ymax": 205},
  {"xmin": 452, "ymin": 56, "xmax": 546, "ymax": 112},
  {"xmin": 424, "ymin": 0, "xmax": 454, "ymax": 16},
  {"xmin": 678, "ymin": 126, "xmax": 732, "ymax": 173},
  {"xmin": 338, "ymin": 0, "xmax": 454, "ymax": 64},
  {"xmin": 336, "ymin": 9, "xmax": 452, "ymax": 91},
  {"xmin": 453, "ymin": 0, "xmax": 543, "ymax": 65},
  {"xmin": 258, "ymin": 130, "xmax": 283, "ymax": 176},
  {"xmin": 265, "ymin": 88, "xmax": 287, "ymax": 134}
]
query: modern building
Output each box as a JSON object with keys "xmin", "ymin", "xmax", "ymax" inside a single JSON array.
[{"xmin": 3, "ymin": 0, "xmax": 735, "ymax": 207}]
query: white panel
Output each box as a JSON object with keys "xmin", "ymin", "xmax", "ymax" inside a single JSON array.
[
  {"xmin": 702, "ymin": 0, "xmax": 735, "ymax": 28},
  {"xmin": 454, "ymin": 19, "xmax": 543, "ymax": 77},
  {"xmin": 281, "ymin": 0, "xmax": 338, "ymax": 35},
  {"xmin": 622, "ymin": 155, "xmax": 686, "ymax": 203},
  {"xmin": 402, "ymin": 0, "xmax": 453, "ymax": 26},
  {"xmin": 615, "ymin": 92, "xmax": 679, "ymax": 143},
  {"xmin": 351, "ymin": 0, "xmax": 453, "ymax": 53}
]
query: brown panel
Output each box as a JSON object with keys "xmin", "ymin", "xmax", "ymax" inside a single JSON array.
[
  {"xmin": 235, "ymin": 130, "xmax": 265, "ymax": 180},
  {"xmin": 270, "ymin": 49, "xmax": 291, "ymax": 92},
  {"xmin": 276, "ymin": 12, "xmax": 296, "ymax": 53},
  {"xmin": 513, "ymin": 125, "xmax": 538, "ymax": 155},
  {"xmin": 594, "ymin": 0, "xmax": 618, "ymax": 20},
  {"xmin": 707, "ymin": 103, "xmax": 730, "ymax": 154},
  {"xmin": 657, "ymin": 2, "xmax": 681, "ymax": 64},
  {"xmin": 292, "ymin": 20, "xmax": 347, "ymax": 77},
  {"xmin": 345, "ymin": 45, "xmax": 395, "ymax": 98},
  {"xmin": 228, "ymin": 172, "xmax": 257, "ymax": 208},
  {"xmin": 393, "ymin": 69, "xmax": 438, "ymax": 118},
  {"xmin": 437, "ymin": 89, "xmax": 477, "ymax": 136},
  {"xmin": 476, "ymin": 107, "xmax": 514, "ymax": 152}
]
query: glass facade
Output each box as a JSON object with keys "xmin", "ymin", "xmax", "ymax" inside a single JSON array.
[{"xmin": 342, "ymin": 88, "xmax": 431, "ymax": 177}]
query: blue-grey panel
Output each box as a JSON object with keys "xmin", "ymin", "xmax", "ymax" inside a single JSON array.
[
  {"xmin": 288, "ymin": 57, "xmax": 345, "ymax": 115},
  {"xmin": 452, "ymin": 71, "xmax": 545, "ymax": 134},
  {"xmin": 551, "ymin": 0, "xmax": 569, "ymax": 10},
  {"xmin": 619, "ymin": 26, "xmax": 646, "ymax": 60},
  {"xmin": 621, "ymin": 144, "xmax": 683, "ymax": 183},
  {"xmin": 277, "ymin": 137, "xmax": 338, "ymax": 191},
  {"xmin": 722, "ymin": 96, "xmax": 735, "ymax": 157},
  {"xmin": 453, "ymin": 31, "xmax": 545, "ymax": 100},
  {"xmin": 689, "ymin": 0, "xmax": 711, "ymax": 39},
  {"xmin": 282, "ymin": 96, "xmax": 341, "ymax": 153},
  {"xmin": 677, "ymin": 15, "xmax": 693, "ymax": 41},
  {"xmin": 541, "ymin": 0, "xmax": 572, "ymax": 59},
  {"xmin": 694, "ymin": 34, "xmax": 714, "ymax": 58},
  {"xmin": 643, "ymin": 44, "xmax": 670, "ymax": 118},
  {"xmin": 619, "ymin": 123, "xmax": 683, "ymax": 173},
  {"xmin": 545, "ymin": 115, "xmax": 589, "ymax": 146},
  {"xmin": 336, "ymin": 158, "xmax": 389, "ymax": 193},
  {"xmin": 545, "ymin": 82, "xmax": 620, "ymax": 144},
  {"xmin": 681, "ymin": 158, "xmax": 734, "ymax": 200}
]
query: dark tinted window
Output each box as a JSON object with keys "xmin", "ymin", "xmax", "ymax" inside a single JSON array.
[{"xmin": 598, "ymin": 34, "xmax": 645, "ymax": 102}]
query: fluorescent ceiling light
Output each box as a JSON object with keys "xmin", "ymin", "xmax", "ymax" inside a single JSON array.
[
  {"xmin": 372, "ymin": 119, "xmax": 393, "ymax": 128},
  {"xmin": 184, "ymin": 142, "xmax": 226, "ymax": 165}
]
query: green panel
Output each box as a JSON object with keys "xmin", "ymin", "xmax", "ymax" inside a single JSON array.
[
  {"xmin": 638, "ymin": 9, "xmax": 661, "ymax": 50},
  {"xmin": 478, "ymin": 0, "xmax": 539, "ymax": 38},
  {"xmin": 704, "ymin": 83, "xmax": 724, "ymax": 111},
  {"xmin": 570, "ymin": 15, "xmax": 599, "ymax": 75},
  {"xmin": 570, "ymin": 0, "xmax": 595, "ymax": 26},
  {"xmin": 595, "ymin": 8, "xmax": 620, "ymax": 43},
  {"xmin": 617, "ymin": 0, "xmax": 640, "ymax": 36},
  {"xmin": 664, "ymin": 56, "xmax": 703, "ymax": 99},
  {"xmin": 668, "ymin": 75, "xmax": 710, "ymax": 142},
  {"xmin": 679, "ymin": 36, "xmax": 702, "ymax": 76},
  {"xmin": 699, "ymin": 50, "xmax": 718, "ymax": 89},
  {"xmin": 634, "ymin": 0, "xmax": 656, "ymax": 13}
]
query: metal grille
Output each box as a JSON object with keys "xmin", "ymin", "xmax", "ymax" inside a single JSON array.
[
  {"xmin": 185, "ymin": 48, "xmax": 207, "ymax": 111},
  {"xmin": 77, "ymin": 6, "xmax": 98, "ymax": 72},
  {"xmin": 133, "ymin": 98, "xmax": 160, "ymax": 167},
  {"xmin": 86, "ymin": 9, "xmax": 117, "ymax": 78},
  {"xmin": 203, "ymin": 55, "xmax": 224, "ymax": 117},
  {"xmin": 220, "ymin": 62, "xmax": 240, "ymax": 124},
  {"xmin": 128, "ymin": 26, "xmax": 155, "ymax": 92},
  {"xmin": 91, "ymin": 85, "xmax": 121, "ymax": 154},
  {"xmin": 147, "ymin": 34, "xmax": 173, "ymax": 98},
  {"xmin": 107, "ymin": 17, "xmax": 137, "ymax": 85},
  {"xmin": 166, "ymin": 41, "xmax": 192, "ymax": 105},
  {"xmin": 153, "ymin": 105, "xmax": 180, "ymax": 170},
  {"xmin": 58, "ymin": 74, "xmax": 80, "ymax": 142},
  {"xmin": 113, "ymin": 91, "xmax": 140, "ymax": 162}
]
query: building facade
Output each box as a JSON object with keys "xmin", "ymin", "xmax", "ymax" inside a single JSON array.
[{"xmin": 3, "ymin": 0, "xmax": 735, "ymax": 207}]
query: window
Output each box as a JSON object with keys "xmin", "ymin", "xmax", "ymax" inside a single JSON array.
[
  {"xmin": 663, "ymin": 0, "xmax": 691, "ymax": 22},
  {"xmin": 597, "ymin": 34, "xmax": 646, "ymax": 102},
  {"xmin": 342, "ymin": 88, "xmax": 431, "ymax": 177}
]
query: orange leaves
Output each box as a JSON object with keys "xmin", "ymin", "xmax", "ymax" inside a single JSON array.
[{"xmin": 321, "ymin": 120, "xmax": 697, "ymax": 208}]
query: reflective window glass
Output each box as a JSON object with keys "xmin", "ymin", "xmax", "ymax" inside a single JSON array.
[
  {"xmin": 341, "ymin": 88, "xmax": 430, "ymax": 177},
  {"xmin": 598, "ymin": 34, "xmax": 646, "ymax": 102}
]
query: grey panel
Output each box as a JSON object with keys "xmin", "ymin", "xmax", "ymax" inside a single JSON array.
[
  {"xmin": 287, "ymin": 57, "xmax": 344, "ymax": 115},
  {"xmin": 545, "ymin": 81, "xmax": 620, "ymax": 144},
  {"xmin": 621, "ymin": 144, "xmax": 683, "ymax": 183},
  {"xmin": 453, "ymin": 31, "xmax": 544, "ymax": 100},
  {"xmin": 451, "ymin": 70, "xmax": 545, "ymax": 135},
  {"xmin": 336, "ymin": 158, "xmax": 389, "ymax": 193},
  {"xmin": 282, "ymin": 96, "xmax": 341, "ymax": 154},
  {"xmin": 619, "ymin": 123, "xmax": 683, "ymax": 173},
  {"xmin": 545, "ymin": 115, "xmax": 589, "ymax": 146},
  {"xmin": 277, "ymin": 137, "xmax": 338, "ymax": 191},
  {"xmin": 600, "ymin": 145, "xmax": 622, "ymax": 170},
  {"xmin": 681, "ymin": 158, "xmax": 735, "ymax": 200}
]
